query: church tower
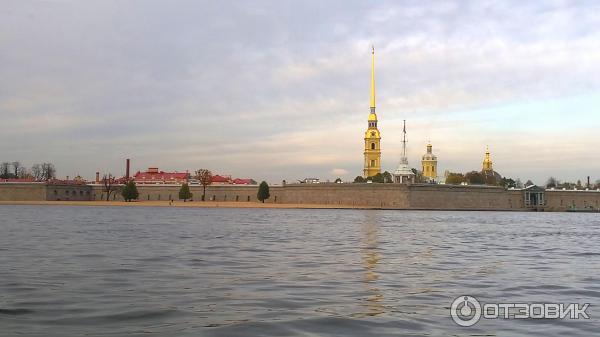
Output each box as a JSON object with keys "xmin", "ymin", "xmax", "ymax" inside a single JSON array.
[
  {"xmin": 421, "ymin": 143, "xmax": 437, "ymax": 181},
  {"xmin": 482, "ymin": 146, "xmax": 493, "ymax": 172},
  {"xmin": 363, "ymin": 46, "xmax": 381, "ymax": 178}
]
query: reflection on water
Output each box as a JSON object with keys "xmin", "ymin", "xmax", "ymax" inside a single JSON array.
[
  {"xmin": 356, "ymin": 212, "xmax": 384, "ymax": 317},
  {"xmin": 1, "ymin": 206, "xmax": 600, "ymax": 337}
]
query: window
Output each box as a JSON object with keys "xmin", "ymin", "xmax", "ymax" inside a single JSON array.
[
  {"xmin": 236, "ymin": 195, "xmax": 239, "ymax": 202},
  {"xmin": 371, "ymin": 143, "xmax": 375, "ymax": 150},
  {"xmin": 247, "ymin": 196, "xmax": 250, "ymax": 201},
  {"xmin": 370, "ymin": 160, "xmax": 375, "ymax": 167}
]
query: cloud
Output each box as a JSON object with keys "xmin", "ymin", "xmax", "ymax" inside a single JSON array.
[
  {"xmin": 0, "ymin": 0, "xmax": 599, "ymax": 185},
  {"xmin": 331, "ymin": 168, "xmax": 349, "ymax": 177}
]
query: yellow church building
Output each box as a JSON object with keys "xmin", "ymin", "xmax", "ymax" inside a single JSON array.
[
  {"xmin": 363, "ymin": 46, "xmax": 381, "ymax": 178},
  {"xmin": 421, "ymin": 143, "xmax": 438, "ymax": 181}
]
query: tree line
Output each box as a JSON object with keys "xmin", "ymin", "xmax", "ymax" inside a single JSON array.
[
  {"xmin": 545, "ymin": 177, "xmax": 600, "ymax": 190},
  {"xmin": 444, "ymin": 171, "xmax": 518, "ymax": 188},
  {"xmin": 0, "ymin": 161, "xmax": 56, "ymax": 181}
]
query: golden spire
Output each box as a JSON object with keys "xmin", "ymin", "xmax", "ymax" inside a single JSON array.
[
  {"xmin": 483, "ymin": 145, "xmax": 493, "ymax": 171},
  {"xmin": 370, "ymin": 45, "xmax": 376, "ymax": 110}
]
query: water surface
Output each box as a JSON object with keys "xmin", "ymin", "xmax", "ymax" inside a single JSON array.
[{"xmin": 1, "ymin": 206, "xmax": 599, "ymax": 336}]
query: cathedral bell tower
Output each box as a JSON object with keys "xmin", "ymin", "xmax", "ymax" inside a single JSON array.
[{"xmin": 363, "ymin": 46, "xmax": 381, "ymax": 178}]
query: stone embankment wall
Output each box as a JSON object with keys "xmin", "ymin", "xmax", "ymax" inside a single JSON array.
[
  {"xmin": 3, "ymin": 182, "xmax": 600, "ymax": 212},
  {"xmin": 545, "ymin": 190, "xmax": 600, "ymax": 212},
  {"xmin": 0, "ymin": 183, "xmax": 47, "ymax": 201}
]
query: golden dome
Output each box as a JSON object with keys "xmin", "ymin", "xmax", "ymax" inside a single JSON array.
[{"xmin": 368, "ymin": 113, "xmax": 378, "ymax": 121}]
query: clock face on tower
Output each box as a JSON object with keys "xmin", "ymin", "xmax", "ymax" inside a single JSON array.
[{"xmin": 371, "ymin": 131, "xmax": 376, "ymax": 137}]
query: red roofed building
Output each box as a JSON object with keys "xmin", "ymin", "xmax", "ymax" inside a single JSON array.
[
  {"xmin": 211, "ymin": 175, "xmax": 232, "ymax": 185},
  {"xmin": 133, "ymin": 167, "xmax": 190, "ymax": 185},
  {"xmin": 1, "ymin": 177, "xmax": 36, "ymax": 183},
  {"xmin": 232, "ymin": 178, "xmax": 256, "ymax": 185}
]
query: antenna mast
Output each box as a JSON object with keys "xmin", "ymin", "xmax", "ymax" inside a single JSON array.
[{"xmin": 402, "ymin": 120, "xmax": 407, "ymax": 158}]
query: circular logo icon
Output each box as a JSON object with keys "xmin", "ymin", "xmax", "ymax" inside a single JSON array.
[{"xmin": 450, "ymin": 295, "xmax": 482, "ymax": 327}]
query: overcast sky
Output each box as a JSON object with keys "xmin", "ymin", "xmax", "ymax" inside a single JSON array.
[{"xmin": 1, "ymin": 0, "xmax": 599, "ymax": 184}]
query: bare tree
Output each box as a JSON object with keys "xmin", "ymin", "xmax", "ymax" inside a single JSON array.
[
  {"xmin": 195, "ymin": 169, "xmax": 213, "ymax": 201},
  {"xmin": 31, "ymin": 164, "xmax": 43, "ymax": 181},
  {"xmin": 40, "ymin": 163, "xmax": 56, "ymax": 181},
  {"xmin": 0, "ymin": 162, "xmax": 10, "ymax": 179},
  {"xmin": 102, "ymin": 174, "xmax": 118, "ymax": 201},
  {"xmin": 17, "ymin": 166, "xmax": 30, "ymax": 179},
  {"xmin": 11, "ymin": 161, "xmax": 21, "ymax": 178}
]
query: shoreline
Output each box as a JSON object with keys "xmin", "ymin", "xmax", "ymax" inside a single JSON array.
[
  {"xmin": 0, "ymin": 200, "xmax": 532, "ymax": 212},
  {"xmin": 0, "ymin": 200, "xmax": 378, "ymax": 210}
]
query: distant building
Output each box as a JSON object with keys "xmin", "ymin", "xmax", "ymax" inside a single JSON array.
[
  {"xmin": 422, "ymin": 143, "xmax": 438, "ymax": 181},
  {"xmin": 232, "ymin": 178, "xmax": 255, "ymax": 185},
  {"xmin": 209, "ymin": 175, "xmax": 256, "ymax": 185},
  {"xmin": 363, "ymin": 46, "xmax": 381, "ymax": 178},
  {"xmin": 301, "ymin": 178, "xmax": 320, "ymax": 184},
  {"xmin": 481, "ymin": 146, "xmax": 502, "ymax": 184},
  {"xmin": 211, "ymin": 175, "xmax": 232, "ymax": 185},
  {"xmin": 133, "ymin": 167, "xmax": 190, "ymax": 184},
  {"xmin": 393, "ymin": 120, "xmax": 415, "ymax": 184}
]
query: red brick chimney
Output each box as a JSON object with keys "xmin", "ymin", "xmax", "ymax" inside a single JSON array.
[{"xmin": 96, "ymin": 172, "xmax": 100, "ymax": 183}]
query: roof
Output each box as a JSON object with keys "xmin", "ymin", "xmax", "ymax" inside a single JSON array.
[
  {"xmin": 133, "ymin": 169, "xmax": 189, "ymax": 182},
  {"xmin": 211, "ymin": 175, "xmax": 231, "ymax": 183},
  {"xmin": 232, "ymin": 178, "xmax": 254, "ymax": 185},
  {"xmin": 1, "ymin": 178, "xmax": 36, "ymax": 183}
]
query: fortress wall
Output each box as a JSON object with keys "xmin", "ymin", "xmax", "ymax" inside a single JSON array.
[
  {"xmin": 89, "ymin": 184, "xmax": 266, "ymax": 203},
  {"xmin": 46, "ymin": 185, "xmax": 92, "ymax": 201},
  {"xmin": 408, "ymin": 184, "xmax": 524, "ymax": 210},
  {"xmin": 7, "ymin": 182, "xmax": 600, "ymax": 212},
  {"xmin": 0, "ymin": 183, "xmax": 47, "ymax": 201},
  {"xmin": 545, "ymin": 190, "xmax": 600, "ymax": 211},
  {"xmin": 278, "ymin": 183, "xmax": 410, "ymax": 208}
]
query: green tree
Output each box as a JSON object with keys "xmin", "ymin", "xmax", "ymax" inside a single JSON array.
[
  {"xmin": 483, "ymin": 173, "xmax": 498, "ymax": 186},
  {"xmin": 499, "ymin": 177, "xmax": 517, "ymax": 188},
  {"xmin": 411, "ymin": 168, "xmax": 425, "ymax": 183},
  {"xmin": 382, "ymin": 171, "xmax": 393, "ymax": 183},
  {"xmin": 371, "ymin": 173, "xmax": 385, "ymax": 183},
  {"xmin": 257, "ymin": 181, "xmax": 270, "ymax": 203},
  {"xmin": 445, "ymin": 172, "xmax": 465, "ymax": 185},
  {"xmin": 334, "ymin": 177, "xmax": 342, "ymax": 183},
  {"xmin": 179, "ymin": 183, "xmax": 193, "ymax": 202},
  {"xmin": 546, "ymin": 177, "xmax": 558, "ymax": 188},
  {"xmin": 121, "ymin": 180, "xmax": 139, "ymax": 202},
  {"xmin": 353, "ymin": 176, "xmax": 366, "ymax": 183},
  {"xmin": 465, "ymin": 171, "xmax": 485, "ymax": 185}
]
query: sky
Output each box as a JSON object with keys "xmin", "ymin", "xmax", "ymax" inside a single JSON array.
[{"xmin": 1, "ymin": 0, "xmax": 599, "ymax": 185}]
